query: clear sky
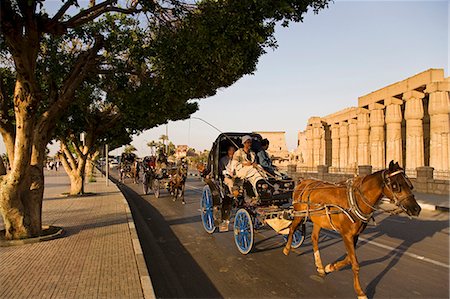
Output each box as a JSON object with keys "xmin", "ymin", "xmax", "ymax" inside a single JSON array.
[{"xmin": 1, "ymin": 0, "xmax": 448, "ymax": 157}]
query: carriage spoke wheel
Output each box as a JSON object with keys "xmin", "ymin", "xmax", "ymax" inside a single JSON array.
[
  {"xmin": 153, "ymin": 179, "xmax": 160, "ymax": 198},
  {"xmin": 233, "ymin": 209, "xmax": 254, "ymax": 255},
  {"xmin": 200, "ymin": 186, "xmax": 215, "ymax": 234},
  {"xmin": 291, "ymin": 224, "xmax": 306, "ymax": 249}
]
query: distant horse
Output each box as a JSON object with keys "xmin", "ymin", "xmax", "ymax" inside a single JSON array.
[
  {"xmin": 131, "ymin": 160, "xmax": 140, "ymax": 184},
  {"xmin": 283, "ymin": 161, "xmax": 421, "ymax": 299},
  {"xmin": 168, "ymin": 164, "xmax": 188, "ymax": 204}
]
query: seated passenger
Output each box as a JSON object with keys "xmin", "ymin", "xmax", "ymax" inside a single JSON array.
[
  {"xmin": 219, "ymin": 145, "xmax": 236, "ymax": 193},
  {"xmin": 232, "ymin": 135, "xmax": 265, "ymax": 197},
  {"xmin": 257, "ymin": 138, "xmax": 276, "ymax": 175}
]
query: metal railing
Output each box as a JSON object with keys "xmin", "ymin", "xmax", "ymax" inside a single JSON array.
[
  {"xmin": 433, "ymin": 170, "xmax": 450, "ymax": 180},
  {"xmin": 405, "ymin": 169, "xmax": 417, "ymax": 178},
  {"xmin": 329, "ymin": 167, "xmax": 357, "ymax": 175},
  {"xmin": 296, "ymin": 166, "xmax": 318, "ymax": 173}
]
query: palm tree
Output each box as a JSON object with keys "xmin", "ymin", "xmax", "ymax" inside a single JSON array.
[
  {"xmin": 124, "ymin": 144, "xmax": 137, "ymax": 154},
  {"xmin": 159, "ymin": 134, "xmax": 169, "ymax": 154},
  {"xmin": 147, "ymin": 140, "xmax": 158, "ymax": 155}
]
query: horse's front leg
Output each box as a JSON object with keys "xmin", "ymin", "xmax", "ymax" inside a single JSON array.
[
  {"xmin": 181, "ymin": 183, "xmax": 186, "ymax": 204},
  {"xmin": 343, "ymin": 234, "xmax": 366, "ymax": 299},
  {"xmin": 324, "ymin": 234, "xmax": 357, "ymax": 273},
  {"xmin": 311, "ymin": 224, "xmax": 326, "ymax": 275},
  {"xmin": 283, "ymin": 216, "xmax": 302, "ymax": 255}
]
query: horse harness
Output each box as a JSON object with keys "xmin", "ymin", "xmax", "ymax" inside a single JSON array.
[{"xmin": 291, "ymin": 169, "xmax": 412, "ymax": 232}]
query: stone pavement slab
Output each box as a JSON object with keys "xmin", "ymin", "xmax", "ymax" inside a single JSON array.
[{"xmin": 0, "ymin": 170, "xmax": 152, "ymax": 299}]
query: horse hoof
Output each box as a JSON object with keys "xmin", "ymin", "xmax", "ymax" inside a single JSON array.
[
  {"xmin": 324, "ymin": 264, "xmax": 333, "ymax": 273},
  {"xmin": 317, "ymin": 268, "xmax": 326, "ymax": 276},
  {"xmin": 283, "ymin": 247, "xmax": 290, "ymax": 256},
  {"xmin": 182, "ymin": 201, "xmax": 186, "ymax": 205},
  {"xmin": 357, "ymin": 296, "xmax": 368, "ymax": 299}
]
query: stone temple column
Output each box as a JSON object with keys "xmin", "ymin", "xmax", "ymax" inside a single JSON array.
[
  {"xmin": 404, "ymin": 91, "xmax": 425, "ymax": 171},
  {"xmin": 385, "ymin": 97, "xmax": 403, "ymax": 166},
  {"xmin": 357, "ymin": 109, "xmax": 370, "ymax": 165},
  {"xmin": 305, "ymin": 126, "xmax": 314, "ymax": 168},
  {"xmin": 330, "ymin": 123, "xmax": 340, "ymax": 168},
  {"xmin": 348, "ymin": 119, "xmax": 358, "ymax": 168},
  {"xmin": 369, "ymin": 103, "xmax": 385, "ymax": 170},
  {"xmin": 312, "ymin": 123, "xmax": 324, "ymax": 166},
  {"xmin": 425, "ymin": 82, "xmax": 450, "ymax": 172},
  {"xmin": 339, "ymin": 121, "xmax": 349, "ymax": 169}
]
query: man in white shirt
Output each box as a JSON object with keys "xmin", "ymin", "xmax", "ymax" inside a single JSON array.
[{"xmin": 232, "ymin": 135, "xmax": 265, "ymax": 197}]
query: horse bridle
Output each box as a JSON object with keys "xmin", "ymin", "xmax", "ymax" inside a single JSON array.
[
  {"xmin": 352, "ymin": 169, "xmax": 414, "ymax": 218},
  {"xmin": 381, "ymin": 169, "xmax": 415, "ymax": 208}
]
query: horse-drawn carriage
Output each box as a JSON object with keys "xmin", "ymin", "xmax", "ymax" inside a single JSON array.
[
  {"xmin": 199, "ymin": 132, "xmax": 422, "ymax": 298},
  {"xmin": 199, "ymin": 132, "xmax": 305, "ymax": 254},
  {"xmin": 142, "ymin": 154, "xmax": 188, "ymax": 203},
  {"xmin": 119, "ymin": 153, "xmax": 138, "ymax": 183}
]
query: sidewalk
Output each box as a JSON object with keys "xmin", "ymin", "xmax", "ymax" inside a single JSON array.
[
  {"xmin": 414, "ymin": 191, "xmax": 449, "ymax": 211},
  {"xmin": 0, "ymin": 170, "xmax": 154, "ymax": 298}
]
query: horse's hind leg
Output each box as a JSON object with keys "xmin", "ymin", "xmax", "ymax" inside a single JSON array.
[
  {"xmin": 283, "ymin": 216, "xmax": 303, "ymax": 256},
  {"xmin": 343, "ymin": 234, "xmax": 366, "ymax": 299},
  {"xmin": 311, "ymin": 224, "xmax": 326, "ymax": 276}
]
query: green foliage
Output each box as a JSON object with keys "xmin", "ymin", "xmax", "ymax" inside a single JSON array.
[
  {"xmin": 1, "ymin": 0, "xmax": 330, "ymax": 159},
  {"xmin": 123, "ymin": 144, "xmax": 137, "ymax": 154}
]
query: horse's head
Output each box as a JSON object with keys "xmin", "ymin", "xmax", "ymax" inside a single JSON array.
[{"xmin": 382, "ymin": 161, "xmax": 421, "ymax": 217}]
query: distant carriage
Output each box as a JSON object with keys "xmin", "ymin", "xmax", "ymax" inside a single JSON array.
[
  {"xmin": 119, "ymin": 153, "xmax": 138, "ymax": 183},
  {"xmin": 142, "ymin": 154, "xmax": 186, "ymax": 203}
]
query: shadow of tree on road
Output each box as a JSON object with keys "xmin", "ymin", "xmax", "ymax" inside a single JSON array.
[{"xmin": 115, "ymin": 179, "xmax": 222, "ymax": 299}]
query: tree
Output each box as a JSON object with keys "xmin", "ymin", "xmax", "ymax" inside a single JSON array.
[
  {"xmin": 123, "ymin": 145, "xmax": 137, "ymax": 154},
  {"xmin": 0, "ymin": 0, "xmax": 329, "ymax": 239},
  {"xmin": 147, "ymin": 141, "xmax": 158, "ymax": 155}
]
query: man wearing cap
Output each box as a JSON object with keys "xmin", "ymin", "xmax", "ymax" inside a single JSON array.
[{"xmin": 231, "ymin": 135, "xmax": 265, "ymax": 197}]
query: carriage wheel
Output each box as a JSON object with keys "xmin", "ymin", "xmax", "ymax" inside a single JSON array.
[
  {"xmin": 200, "ymin": 185, "xmax": 215, "ymax": 234},
  {"xmin": 233, "ymin": 208, "xmax": 254, "ymax": 255},
  {"xmin": 153, "ymin": 179, "xmax": 160, "ymax": 198},
  {"xmin": 291, "ymin": 224, "xmax": 306, "ymax": 249}
]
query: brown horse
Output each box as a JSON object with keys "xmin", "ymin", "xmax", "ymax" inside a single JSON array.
[
  {"xmin": 168, "ymin": 165, "xmax": 188, "ymax": 204},
  {"xmin": 283, "ymin": 161, "xmax": 421, "ymax": 299}
]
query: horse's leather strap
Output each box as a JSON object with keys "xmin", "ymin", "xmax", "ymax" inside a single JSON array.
[{"xmin": 346, "ymin": 179, "xmax": 373, "ymax": 223}]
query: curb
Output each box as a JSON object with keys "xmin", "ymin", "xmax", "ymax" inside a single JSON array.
[
  {"xmin": 371, "ymin": 198, "xmax": 449, "ymax": 213},
  {"xmin": 108, "ymin": 178, "xmax": 156, "ymax": 299},
  {"xmin": 417, "ymin": 200, "xmax": 449, "ymax": 212}
]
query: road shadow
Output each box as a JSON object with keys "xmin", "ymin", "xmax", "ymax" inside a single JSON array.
[
  {"xmin": 115, "ymin": 179, "xmax": 222, "ymax": 298},
  {"xmin": 360, "ymin": 216, "xmax": 449, "ymax": 298},
  {"xmin": 166, "ymin": 215, "xmax": 201, "ymax": 226}
]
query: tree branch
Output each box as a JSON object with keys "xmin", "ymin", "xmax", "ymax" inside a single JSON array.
[
  {"xmin": 60, "ymin": 138, "xmax": 77, "ymax": 170},
  {"xmin": 51, "ymin": 0, "xmax": 77, "ymax": 22},
  {"xmin": 63, "ymin": 1, "xmax": 142, "ymax": 28},
  {"xmin": 36, "ymin": 36, "xmax": 104, "ymax": 139}
]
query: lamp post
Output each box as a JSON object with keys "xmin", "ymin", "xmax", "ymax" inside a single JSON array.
[{"xmin": 105, "ymin": 144, "xmax": 109, "ymax": 186}]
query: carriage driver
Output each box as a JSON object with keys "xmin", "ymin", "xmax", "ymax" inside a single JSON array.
[{"xmin": 231, "ymin": 135, "xmax": 265, "ymax": 198}]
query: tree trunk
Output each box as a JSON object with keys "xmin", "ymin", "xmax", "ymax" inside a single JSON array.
[
  {"xmin": 85, "ymin": 150, "xmax": 99, "ymax": 178},
  {"xmin": 68, "ymin": 172, "xmax": 84, "ymax": 195}
]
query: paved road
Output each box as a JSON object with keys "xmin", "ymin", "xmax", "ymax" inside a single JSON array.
[{"xmin": 113, "ymin": 173, "xmax": 449, "ymax": 298}]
